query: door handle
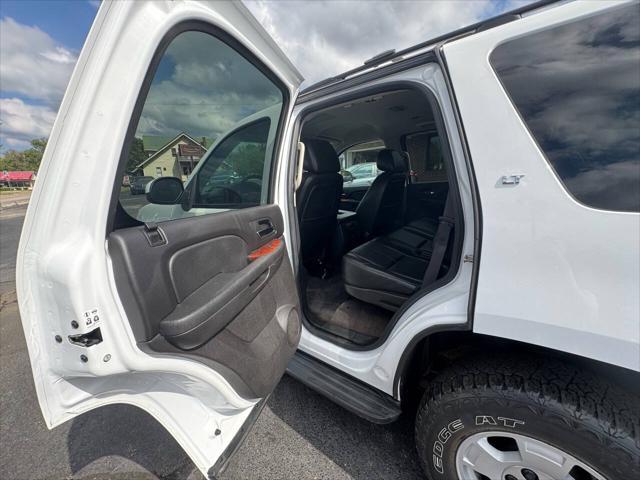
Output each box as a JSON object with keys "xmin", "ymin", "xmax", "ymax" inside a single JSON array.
[
  {"xmin": 294, "ymin": 141, "xmax": 305, "ymax": 192},
  {"xmin": 256, "ymin": 218, "xmax": 275, "ymax": 238}
]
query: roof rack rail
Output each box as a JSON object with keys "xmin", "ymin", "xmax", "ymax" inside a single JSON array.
[
  {"xmin": 300, "ymin": 0, "xmax": 558, "ymax": 96},
  {"xmin": 364, "ymin": 49, "xmax": 396, "ymax": 66}
]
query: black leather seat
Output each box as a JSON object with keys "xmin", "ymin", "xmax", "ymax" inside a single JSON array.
[
  {"xmin": 342, "ymin": 216, "xmax": 452, "ymax": 311},
  {"xmin": 384, "ymin": 217, "xmax": 439, "ymax": 257},
  {"xmin": 356, "ymin": 149, "xmax": 408, "ymax": 236},
  {"xmin": 296, "ymin": 139, "xmax": 343, "ymax": 265}
]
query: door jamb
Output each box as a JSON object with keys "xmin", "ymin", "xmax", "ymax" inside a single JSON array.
[{"xmin": 289, "ymin": 77, "xmax": 469, "ymax": 352}]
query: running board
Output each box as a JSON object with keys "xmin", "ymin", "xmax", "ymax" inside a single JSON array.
[{"xmin": 286, "ymin": 351, "xmax": 401, "ymax": 424}]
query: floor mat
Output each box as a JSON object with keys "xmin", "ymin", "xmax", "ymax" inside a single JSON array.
[
  {"xmin": 306, "ymin": 274, "xmax": 348, "ymax": 323},
  {"xmin": 305, "ymin": 274, "xmax": 391, "ymax": 344}
]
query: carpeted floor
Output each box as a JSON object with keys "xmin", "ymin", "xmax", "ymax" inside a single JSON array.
[{"xmin": 305, "ymin": 273, "xmax": 391, "ymax": 345}]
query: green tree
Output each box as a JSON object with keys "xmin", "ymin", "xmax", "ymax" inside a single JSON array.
[
  {"xmin": 0, "ymin": 138, "xmax": 47, "ymax": 172},
  {"xmin": 227, "ymin": 143, "xmax": 266, "ymax": 177},
  {"xmin": 126, "ymin": 137, "xmax": 146, "ymax": 174}
]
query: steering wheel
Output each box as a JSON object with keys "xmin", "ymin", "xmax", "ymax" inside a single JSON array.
[
  {"xmin": 201, "ymin": 185, "xmax": 242, "ymax": 204},
  {"xmin": 218, "ymin": 186, "xmax": 242, "ymax": 204},
  {"xmin": 241, "ymin": 174, "xmax": 263, "ymax": 183}
]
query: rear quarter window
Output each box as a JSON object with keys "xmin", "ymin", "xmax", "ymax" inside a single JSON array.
[{"xmin": 490, "ymin": 3, "xmax": 640, "ymax": 212}]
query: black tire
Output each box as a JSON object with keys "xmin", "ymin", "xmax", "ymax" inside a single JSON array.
[{"xmin": 415, "ymin": 354, "xmax": 640, "ymax": 480}]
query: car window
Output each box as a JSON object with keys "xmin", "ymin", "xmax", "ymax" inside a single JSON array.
[
  {"xmin": 340, "ymin": 140, "xmax": 385, "ymax": 180},
  {"xmin": 490, "ymin": 3, "xmax": 640, "ymax": 212},
  {"xmin": 118, "ymin": 30, "xmax": 285, "ymax": 221},
  {"xmin": 406, "ymin": 132, "xmax": 447, "ymax": 183},
  {"xmin": 193, "ymin": 119, "xmax": 270, "ymax": 208},
  {"xmin": 349, "ymin": 164, "xmax": 371, "ymax": 176}
]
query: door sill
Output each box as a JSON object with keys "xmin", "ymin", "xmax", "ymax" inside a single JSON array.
[{"xmin": 287, "ymin": 350, "xmax": 401, "ymax": 424}]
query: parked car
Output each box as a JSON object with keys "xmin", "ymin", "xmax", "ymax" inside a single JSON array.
[
  {"xmin": 16, "ymin": 1, "xmax": 640, "ymax": 480},
  {"xmin": 128, "ymin": 175, "xmax": 153, "ymax": 195},
  {"xmin": 341, "ymin": 161, "xmax": 382, "ymax": 187}
]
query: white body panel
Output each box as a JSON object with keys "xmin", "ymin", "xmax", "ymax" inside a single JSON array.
[
  {"xmin": 443, "ymin": 0, "xmax": 640, "ymax": 371},
  {"xmin": 16, "ymin": 1, "xmax": 301, "ymax": 476},
  {"xmin": 276, "ymin": 64, "xmax": 477, "ymax": 397}
]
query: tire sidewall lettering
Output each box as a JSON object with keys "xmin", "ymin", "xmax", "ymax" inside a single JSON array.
[
  {"xmin": 475, "ymin": 415, "xmax": 525, "ymax": 428},
  {"xmin": 430, "ymin": 414, "xmax": 525, "ymax": 475},
  {"xmin": 432, "ymin": 418, "xmax": 464, "ymax": 474}
]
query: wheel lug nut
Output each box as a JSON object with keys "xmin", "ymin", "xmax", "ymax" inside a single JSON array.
[{"xmin": 521, "ymin": 468, "xmax": 539, "ymax": 480}]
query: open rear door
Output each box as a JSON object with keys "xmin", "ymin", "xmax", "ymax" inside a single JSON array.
[{"xmin": 16, "ymin": 1, "xmax": 303, "ymax": 477}]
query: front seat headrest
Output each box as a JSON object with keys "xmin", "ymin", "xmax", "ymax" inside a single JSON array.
[
  {"xmin": 303, "ymin": 139, "xmax": 340, "ymax": 173},
  {"xmin": 377, "ymin": 149, "xmax": 408, "ymax": 173}
]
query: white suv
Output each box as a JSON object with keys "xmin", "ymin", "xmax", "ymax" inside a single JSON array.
[{"xmin": 17, "ymin": 1, "xmax": 639, "ymax": 479}]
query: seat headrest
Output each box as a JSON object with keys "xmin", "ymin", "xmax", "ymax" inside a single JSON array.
[
  {"xmin": 303, "ymin": 139, "xmax": 340, "ymax": 173},
  {"xmin": 377, "ymin": 149, "xmax": 408, "ymax": 173}
]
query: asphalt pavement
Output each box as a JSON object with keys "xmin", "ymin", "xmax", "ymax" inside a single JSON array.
[
  {"xmin": 0, "ymin": 200, "xmax": 424, "ymax": 480},
  {"xmin": 119, "ymin": 190, "xmax": 151, "ymax": 218}
]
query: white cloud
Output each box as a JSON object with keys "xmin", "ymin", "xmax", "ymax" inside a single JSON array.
[
  {"xmin": 135, "ymin": 1, "xmax": 532, "ymax": 139},
  {"xmin": 0, "ymin": 98, "xmax": 57, "ymax": 148},
  {"xmin": 0, "ymin": 1, "xmax": 531, "ymax": 150},
  {"xmin": 0, "ymin": 17, "xmax": 77, "ymax": 105},
  {"xmin": 40, "ymin": 46, "xmax": 76, "ymax": 64},
  {"xmin": 135, "ymin": 31, "xmax": 283, "ymax": 139},
  {"xmin": 244, "ymin": 0, "xmax": 531, "ymax": 85}
]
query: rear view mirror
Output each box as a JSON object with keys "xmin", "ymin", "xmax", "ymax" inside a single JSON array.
[{"xmin": 146, "ymin": 177, "xmax": 184, "ymax": 204}]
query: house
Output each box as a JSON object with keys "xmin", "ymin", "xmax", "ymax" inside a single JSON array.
[
  {"xmin": 141, "ymin": 135, "xmax": 175, "ymax": 158},
  {"xmin": 0, "ymin": 171, "xmax": 37, "ymax": 188},
  {"xmin": 136, "ymin": 133, "xmax": 214, "ymax": 180}
]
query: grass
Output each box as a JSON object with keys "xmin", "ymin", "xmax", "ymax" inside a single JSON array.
[{"xmin": 1, "ymin": 189, "xmax": 32, "ymax": 194}]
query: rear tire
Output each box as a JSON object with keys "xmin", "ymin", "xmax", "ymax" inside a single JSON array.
[{"xmin": 414, "ymin": 354, "xmax": 640, "ymax": 480}]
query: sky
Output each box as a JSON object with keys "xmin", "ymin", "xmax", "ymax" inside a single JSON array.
[{"xmin": 0, "ymin": 0, "xmax": 531, "ymax": 152}]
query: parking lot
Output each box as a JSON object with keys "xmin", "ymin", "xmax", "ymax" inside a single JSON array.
[{"xmin": 0, "ymin": 197, "xmax": 423, "ymax": 480}]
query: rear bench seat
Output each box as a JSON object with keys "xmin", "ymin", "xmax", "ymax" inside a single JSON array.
[{"xmin": 342, "ymin": 217, "xmax": 449, "ymax": 312}]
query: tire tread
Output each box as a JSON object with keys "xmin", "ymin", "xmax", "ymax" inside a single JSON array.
[{"xmin": 414, "ymin": 354, "xmax": 640, "ymax": 478}]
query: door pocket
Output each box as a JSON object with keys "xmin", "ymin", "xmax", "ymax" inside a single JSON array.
[{"xmin": 160, "ymin": 241, "xmax": 285, "ymax": 350}]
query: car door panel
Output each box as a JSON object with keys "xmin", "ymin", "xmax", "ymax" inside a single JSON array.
[
  {"xmin": 16, "ymin": 1, "xmax": 303, "ymax": 476},
  {"xmin": 406, "ymin": 181, "xmax": 448, "ymax": 221},
  {"xmin": 108, "ymin": 204, "xmax": 299, "ymax": 398}
]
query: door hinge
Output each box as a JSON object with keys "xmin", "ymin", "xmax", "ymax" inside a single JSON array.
[
  {"xmin": 68, "ymin": 327, "xmax": 103, "ymax": 347},
  {"xmin": 463, "ymin": 254, "xmax": 474, "ymax": 263}
]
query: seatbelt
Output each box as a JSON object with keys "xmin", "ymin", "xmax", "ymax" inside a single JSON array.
[
  {"xmin": 422, "ymin": 192, "xmax": 455, "ymax": 285},
  {"xmin": 400, "ymin": 151, "xmax": 410, "ymax": 225}
]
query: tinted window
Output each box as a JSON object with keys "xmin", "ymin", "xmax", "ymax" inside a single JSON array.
[
  {"xmin": 119, "ymin": 30, "xmax": 284, "ymax": 221},
  {"xmin": 406, "ymin": 132, "xmax": 447, "ymax": 183},
  {"xmin": 339, "ymin": 140, "xmax": 385, "ymax": 182},
  {"xmin": 491, "ymin": 4, "xmax": 640, "ymax": 212},
  {"xmin": 349, "ymin": 163, "xmax": 375, "ymax": 176},
  {"xmin": 340, "ymin": 141, "xmax": 384, "ymax": 165},
  {"xmin": 194, "ymin": 119, "xmax": 270, "ymax": 207}
]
